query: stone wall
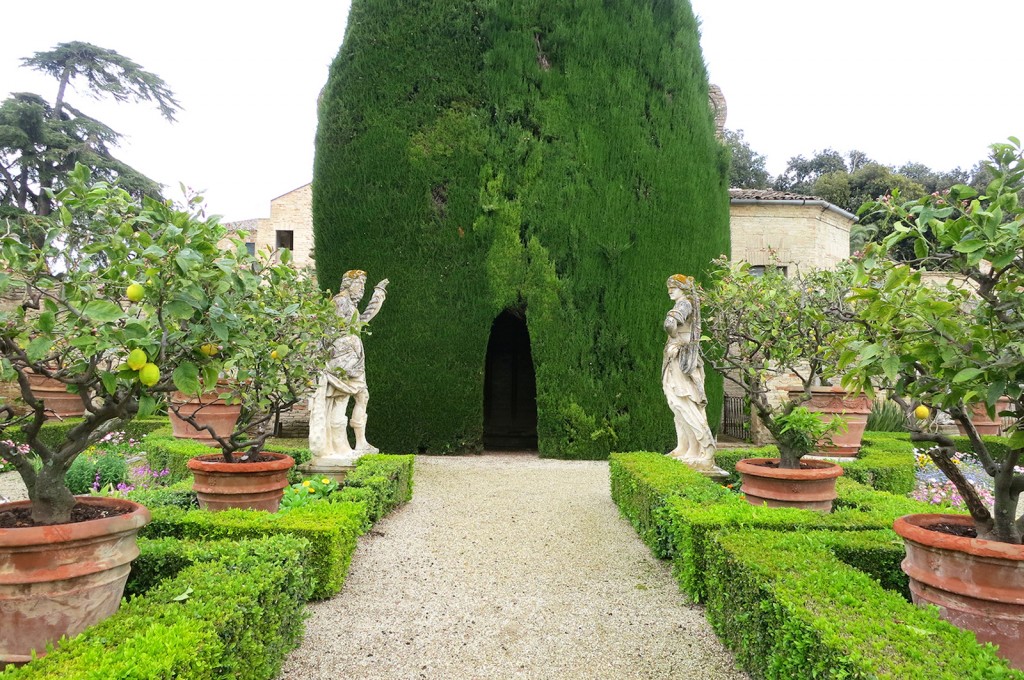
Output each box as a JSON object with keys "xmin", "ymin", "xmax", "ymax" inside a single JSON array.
[
  {"xmin": 222, "ymin": 185, "xmax": 315, "ymax": 268},
  {"xmin": 729, "ymin": 202, "xmax": 852, "ymax": 273}
]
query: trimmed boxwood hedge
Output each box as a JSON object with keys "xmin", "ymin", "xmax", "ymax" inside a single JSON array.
[
  {"xmin": 2, "ymin": 535, "xmax": 312, "ymax": 680},
  {"xmin": 137, "ymin": 453, "xmax": 415, "ymax": 599},
  {"xmin": 705, "ymin": 528, "xmax": 1022, "ymax": 679},
  {"xmin": 315, "ymin": 0, "xmax": 730, "ymax": 458},
  {"xmin": 4, "ymin": 416, "xmax": 169, "ymax": 450},
  {"xmin": 143, "ymin": 500, "xmax": 366, "ymax": 601}
]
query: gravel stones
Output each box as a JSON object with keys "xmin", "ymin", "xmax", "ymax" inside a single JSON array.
[{"xmin": 280, "ymin": 453, "xmax": 745, "ymax": 679}]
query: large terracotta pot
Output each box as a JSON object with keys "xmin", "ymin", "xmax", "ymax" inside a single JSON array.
[
  {"xmin": 187, "ymin": 452, "xmax": 294, "ymax": 512},
  {"xmin": 25, "ymin": 372, "xmax": 85, "ymax": 418},
  {"xmin": 0, "ymin": 496, "xmax": 151, "ymax": 666},
  {"xmin": 168, "ymin": 388, "xmax": 241, "ymax": 445},
  {"xmin": 736, "ymin": 457, "xmax": 843, "ymax": 512},
  {"xmin": 788, "ymin": 386, "xmax": 871, "ymax": 457},
  {"xmin": 956, "ymin": 398, "xmax": 1014, "ymax": 437},
  {"xmin": 894, "ymin": 513, "xmax": 1024, "ymax": 669}
]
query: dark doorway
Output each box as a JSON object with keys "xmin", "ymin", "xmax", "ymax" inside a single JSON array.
[{"xmin": 483, "ymin": 310, "xmax": 538, "ymax": 449}]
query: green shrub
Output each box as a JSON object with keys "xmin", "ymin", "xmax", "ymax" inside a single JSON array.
[
  {"xmin": 143, "ymin": 501, "xmax": 367, "ymax": 600},
  {"xmin": 65, "ymin": 450, "xmax": 128, "ymax": 494},
  {"xmin": 126, "ymin": 486, "xmax": 198, "ymax": 511},
  {"xmin": 704, "ymin": 528, "xmax": 1021, "ymax": 679},
  {"xmin": 865, "ymin": 399, "xmax": 907, "ymax": 432},
  {"xmin": 141, "ymin": 435, "xmax": 217, "ymax": 484},
  {"xmin": 341, "ymin": 454, "xmax": 414, "ymax": 522},
  {"xmin": 262, "ymin": 438, "xmax": 312, "ymax": 467},
  {"xmin": 609, "ymin": 452, "xmax": 732, "ymax": 558},
  {"xmin": 4, "ymin": 535, "xmax": 310, "ymax": 680},
  {"xmin": 315, "ymin": 0, "xmax": 729, "ymax": 457}
]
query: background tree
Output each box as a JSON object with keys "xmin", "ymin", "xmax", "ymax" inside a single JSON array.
[
  {"xmin": 724, "ymin": 128, "xmax": 770, "ymax": 188},
  {"xmin": 315, "ymin": 0, "xmax": 730, "ymax": 458},
  {"xmin": 773, "ymin": 148, "xmax": 847, "ymax": 193},
  {"xmin": 0, "ymin": 42, "xmax": 179, "ymax": 217}
]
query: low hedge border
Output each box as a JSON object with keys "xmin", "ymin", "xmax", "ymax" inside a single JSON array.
[
  {"xmin": 705, "ymin": 528, "xmax": 1021, "ymax": 679},
  {"xmin": 131, "ymin": 454, "xmax": 414, "ymax": 599},
  {"xmin": 4, "ymin": 416, "xmax": 169, "ymax": 450},
  {"xmin": 3, "ymin": 534, "xmax": 312, "ymax": 680},
  {"xmin": 608, "ymin": 453, "xmax": 947, "ymax": 602},
  {"xmin": 142, "ymin": 499, "xmax": 366, "ymax": 601}
]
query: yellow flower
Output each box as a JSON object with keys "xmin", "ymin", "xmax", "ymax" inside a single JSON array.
[
  {"xmin": 308, "ymin": 487, "xmax": 316, "ymax": 494},
  {"xmin": 302, "ymin": 480, "xmax": 311, "ymax": 487},
  {"xmin": 321, "ymin": 478, "xmax": 330, "ymax": 484}
]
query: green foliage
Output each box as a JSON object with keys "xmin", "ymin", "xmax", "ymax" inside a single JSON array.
[
  {"xmin": 65, "ymin": 449, "xmax": 128, "ymax": 494},
  {"xmin": 702, "ymin": 258, "xmax": 853, "ymax": 466},
  {"xmin": 143, "ymin": 501, "xmax": 367, "ymax": 600},
  {"xmin": 723, "ymin": 129, "xmax": 770, "ymax": 189},
  {"xmin": 866, "ymin": 399, "xmax": 908, "ymax": 432},
  {"xmin": 844, "ymin": 138, "xmax": 1024, "ymax": 543},
  {"xmin": 609, "ymin": 452, "xmax": 732, "ymax": 557},
  {"xmin": 315, "ymin": 0, "xmax": 729, "ymax": 457},
  {"xmin": 0, "ymin": 41, "xmax": 180, "ymax": 216},
  {"xmin": 281, "ymin": 475, "xmax": 339, "ymax": 511},
  {"xmin": 774, "ymin": 406, "xmax": 843, "ymax": 458},
  {"xmin": 704, "ymin": 529, "xmax": 1021, "ymax": 679},
  {"xmin": 125, "ymin": 486, "xmax": 199, "ymax": 511},
  {"xmin": 2, "ymin": 535, "xmax": 311, "ymax": 680},
  {"xmin": 341, "ymin": 454, "xmax": 415, "ymax": 522},
  {"xmin": 0, "ymin": 167, "xmax": 342, "ymax": 521}
]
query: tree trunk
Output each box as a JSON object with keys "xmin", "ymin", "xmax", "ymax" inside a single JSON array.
[{"xmin": 27, "ymin": 462, "xmax": 76, "ymax": 524}]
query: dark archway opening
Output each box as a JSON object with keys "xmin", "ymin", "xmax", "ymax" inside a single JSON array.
[{"xmin": 483, "ymin": 309, "xmax": 538, "ymax": 450}]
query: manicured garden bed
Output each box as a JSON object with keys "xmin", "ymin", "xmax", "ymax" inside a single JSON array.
[{"xmin": 610, "ymin": 448, "xmax": 1021, "ymax": 678}]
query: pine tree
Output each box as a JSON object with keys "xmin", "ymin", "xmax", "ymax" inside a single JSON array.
[{"xmin": 315, "ymin": 0, "xmax": 729, "ymax": 457}]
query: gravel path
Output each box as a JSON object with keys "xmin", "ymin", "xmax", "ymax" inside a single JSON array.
[
  {"xmin": 279, "ymin": 453, "xmax": 745, "ymax": 680},
  {"xmin": 0, "ymin": 470, "xmax": 27, "ymax": 503}
]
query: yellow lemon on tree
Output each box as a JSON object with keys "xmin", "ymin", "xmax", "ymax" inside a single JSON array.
[
  {"xmin": 126, "ymin": 348, "xmax": 148, "ymax": 371},
  {"xmin": 126, "ymin": 283, "xmax": 145, "ymax": 303},
  {"xmin": 271, "ymin": 350, "xmax": 279, "ymax": 360},
  {"xmin": 138, "ymin": 363, "xmax": 160, "ymax": 387},
  {"xmin": 200, "ymin": 343, "xmax": 219, "ymax": 357},
  {"xmin": 914, "ymin": 405, "xmax": 930, "ymax": 420}
]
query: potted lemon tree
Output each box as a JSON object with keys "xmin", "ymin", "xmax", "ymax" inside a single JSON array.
[
  {"xmin": 177, "ymin": 253, "xmax": 341, "ymax": 513},
  {"xmin": 0, "ymin": 165, "xmax": 339, "ymax": 665},
  {"xmin": 843, "ymin": 139, "xmax": 1024, "ymax": 668},
  {"xmin": 0, "ymin": 166, "xmax": 244, "ymax": 664},
  {"xmin": 701, "ymin": 258, "xmax": 854, "ymax": 511}
]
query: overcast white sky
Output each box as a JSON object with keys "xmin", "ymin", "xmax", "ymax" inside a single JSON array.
[{"xmin": 2, "ymin": 1, "xmax": 1020, "ymax": 221}]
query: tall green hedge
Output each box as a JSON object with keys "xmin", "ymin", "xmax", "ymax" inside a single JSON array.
[{"xmin": 315, "ymin": 0, "xmax": 730, "ymax": 457}]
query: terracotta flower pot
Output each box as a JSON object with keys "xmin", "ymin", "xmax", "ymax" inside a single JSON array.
[
  {"xmin": 894, "ymin": 513, "xmax": 1024, "ymax": 670},
  {"xmin": 187, "ymin": 452, "xmax": 295, "ymax": 512},
  {"xmin": 25, "ymin": 372, "xmax": 85, "ymax": 418},
  {"xmin": 168, "ymin": 388, "xmax": 241, "ymax": 446},
  {"xmin": 736, "ymin": 457, "xmax": 843, "ymax": 512},
  {"xmin": 955, "ymin": 398, "xmax": 1013, "ymax": 437},
  {"xmin": 789, "ymin": 386, "xmax": 871, "ymax": 457},
  {"xmin": 0, "ymin": 496, "xmax": 151, "ymax": 666}
]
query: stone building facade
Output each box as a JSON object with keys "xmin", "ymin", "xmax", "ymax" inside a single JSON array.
[{"xmin": 224, "ymin": 184, "xmax": 315, "ymax": 268}]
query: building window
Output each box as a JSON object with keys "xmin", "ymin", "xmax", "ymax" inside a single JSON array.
[
  {"xmin": 749, "ymin": 264, "xmax": 788, "ymax": 277},
  {"xmin": 245, "ymin": 242, "xmax": 256, "ymax": 256},
  {"xmin": 276, "ymin": 230, "xmax": 294, "ymax": 251}
]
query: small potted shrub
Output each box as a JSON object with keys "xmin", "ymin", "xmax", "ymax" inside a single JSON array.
[
  {"xmin": 179, "ymin": 256, "xmax": 341, "ymax": 513},
  {"xmin": 844, "ymin": 139, "xmax": 1024, "ymax": 668},
  {"xmin": 0, "ymin": 166, "xmax": 257, "ymax": 664},
  {"xmin": 702, "ymin": 258, "xmax": 853, "ymax": 511}
]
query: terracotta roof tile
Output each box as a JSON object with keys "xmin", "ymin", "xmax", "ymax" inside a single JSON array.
[{"xmin": 729, "ymin": 188, "xmax": 822, "ymax": 201}]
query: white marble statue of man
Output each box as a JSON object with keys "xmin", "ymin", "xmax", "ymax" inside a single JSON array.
[
  {"xmin": 309, "ymin": 269, "xmax": 389, "ymax": 465},
  {"xmin": 663, "ymin": 274, "xmax": 723, "ymax": 475}
]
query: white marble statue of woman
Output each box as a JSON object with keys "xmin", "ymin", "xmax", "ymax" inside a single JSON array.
[
  {"xmin": 663, "ymin": 274, "xmax": 723, "ymax": 475},
  {"xmin": 309, "ymin": 269, "xmax": 389, "ymax": 465}
]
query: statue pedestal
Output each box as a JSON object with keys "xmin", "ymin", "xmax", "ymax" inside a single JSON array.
[
  {"xmin": 298, "ymin": 459, "xmax": 357, "ymax": 484},
  {"xmin": 695, "ymin": 465, "xmax": 730, "ymax": 483}
]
